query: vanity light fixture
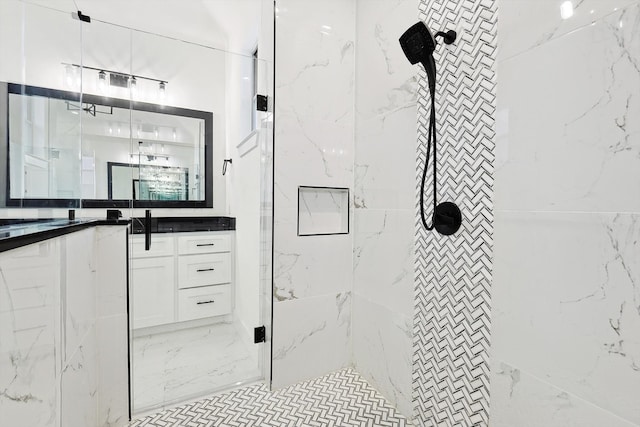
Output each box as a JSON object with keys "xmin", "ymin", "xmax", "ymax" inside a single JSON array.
[
  {"xmin": 130, "ymin": 153, "xmax": 170, "ymax": 162},
  {"xmin": 61, "ymin": 62, "xmax": 168, "ymax": 98}
]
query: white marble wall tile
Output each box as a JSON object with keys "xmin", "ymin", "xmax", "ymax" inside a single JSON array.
[
  {"xmin": 97, "ymin": 314, "xmax": 129, "ymax": 427},
  {"xmin": 63, "ymin": 229, "xmax": 97, "ymax": 361},
  {"xmin": 272, "ymin": 0, "xmax": 355, "ymax": 388},
  {"xmin": 0, "ymin": 241, "xmax": 61, "ymax": 427},
  {"xmin": 354, "ymin": 0, "xmax": 418, "ymax": 212},
  {"xmin": 271, "ymin": 292, "xmax": 351, "ymax": 390},
  {"xmin": 352, "ymin": 295, "xmax": 413, "ymax": 417},
  {"xmin": 492, "ymin": 211, "xmax": 640, "ymax": 424},
  {"xmin": 355, "ymin": 0, "xmax": 419, "ymax": 121},
  {"xmin": 353, "ymin": 209, "xmax": 414, "ymax": 315},
  {"xmin": 495, "ymin": 3, "xmax": 640, "ymax": 213},
  {"xmin": 61, "ymin": 325, "xmax": 98, "ymax": 427},
  {"xmin": 95, "ymin": 227, "xmax": 127, "ymax": 318},
  {"xmin": 354, "ymin": 110, "xmax": 417, "ymax": 211},
  {"xmin": 497, "ymin": 0, "xmax": 638, "ymax": 61},
  {"xmin": 275, "ymin": 0, "xmax": 355, "ymax": 188},
  {"xmin": 273, "ymin": 234, "xmax": 353, "ymax": 301},
  {"xmin": 352, "ymin": 0, "xmax": 417, "ymax": 418},
  {"xmin": 489, "ymin": 360, "xmax": 639, "ymax": 427},
  {"xmin": 132, "ymin": 322, "xmax": 262, "ymax": 413}
]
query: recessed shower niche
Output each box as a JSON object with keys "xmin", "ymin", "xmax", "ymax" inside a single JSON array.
[{"xmin": 297, "ymin": 186, "xmax": 350, "ymax": 236}]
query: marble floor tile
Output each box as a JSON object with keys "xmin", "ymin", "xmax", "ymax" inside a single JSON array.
[{"xmin": 129, "ymin": 367, "xmax": 411, "ymax": 426}]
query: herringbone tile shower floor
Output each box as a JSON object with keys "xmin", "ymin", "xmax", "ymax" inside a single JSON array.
[{"xmin": 129, "ymin": 368, "xmax": 411, "ymax": 426}]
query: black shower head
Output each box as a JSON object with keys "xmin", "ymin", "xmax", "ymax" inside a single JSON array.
[
  {"xmin": 399, "ymin": 22, "xmax": 438, "ymax": 94},
  {"xmin": 399, "ymin": 22, "xmax": 437, "ymax": 65}
]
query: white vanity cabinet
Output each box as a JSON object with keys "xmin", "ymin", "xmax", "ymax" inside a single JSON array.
[
  {"xmin": 130, "ymin": 236, "xmax": 175, "ymax": 329},
  {"xmin": 131, "ymin": 231, "xmax": 234, "ymax": 330}
]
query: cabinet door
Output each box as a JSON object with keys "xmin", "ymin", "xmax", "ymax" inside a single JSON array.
[{"xmin": 131, "ymin": 257, "xmax": 174, "ymax": 329}]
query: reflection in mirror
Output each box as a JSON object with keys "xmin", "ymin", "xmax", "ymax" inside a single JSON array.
[
  {"xmin": 108, "ymin": 162, "xmax": 189, "ymax": 201},
  {"xmin": 4, "ymin": 83, "xmax": 212, "ymax": 208}
]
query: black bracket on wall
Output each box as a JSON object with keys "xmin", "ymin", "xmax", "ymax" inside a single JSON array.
[
  {"xmin": 254, "ymin": 326, "xmax": 266, "ymax": 343},
  {"xmin": 256, "ymin": 95, "xmax": 268, "ymax": 112},
  {"xmin": 72, "ymin": 10, "xmax": 91, "ymax": 23}
]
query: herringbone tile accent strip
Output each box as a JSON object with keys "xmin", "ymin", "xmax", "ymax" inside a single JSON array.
[
  {"xmin": 413, "ymin": 0, "xmax": 497, "ymax": 426},
  {"xmin": 129, "ymin": 368, "xmax": 411, "ymax": 426}
]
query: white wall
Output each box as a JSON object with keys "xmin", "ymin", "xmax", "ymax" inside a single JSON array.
[{"xmin": 490, "ymin": 1, "xmax": 640, "ymax": 426}]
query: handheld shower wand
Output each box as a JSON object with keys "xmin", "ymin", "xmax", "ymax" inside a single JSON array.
[{"xmin": 399, "ymin": 22, "xmax": 461, "ymax": 236}]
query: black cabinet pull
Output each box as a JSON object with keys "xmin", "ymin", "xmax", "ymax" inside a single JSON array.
[
  {"xmin": 144, "ymin": 210, "xmax": 152, "ymax": 251},
  {"xmin": 196, "ymin": 268, "xmax": 215, "ymax": 272},
  {"xmin": 197, "ymin": 243, "xmax": 215, "ymax": 247},
  {"xmin": 197, "ymin": 300, "xmax": 215, "ymax": 305}
]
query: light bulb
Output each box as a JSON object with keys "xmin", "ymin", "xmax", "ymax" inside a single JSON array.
[
  {"xmin": 560, "ymin": 1, "xmax": 574, "ymax": 19},
  {"xmin": 159, "ymin": 81, "xmax": 166, "ymax": 100},
  {"xmin": 98, "ymin": 70, "xmax": 107, "ymax": 93},
  {"xmin": 65, "ymin": 65, "xmax": 74, "ymax": 87}
]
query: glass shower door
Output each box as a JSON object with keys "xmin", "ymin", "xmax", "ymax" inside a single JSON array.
[{"xmin": 122, "ymin": 29, "xmax": 268, "ymax": 415}]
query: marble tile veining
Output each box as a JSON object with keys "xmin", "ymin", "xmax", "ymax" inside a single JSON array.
[
  {"xmin": 132, "ymin": 321, "xmax": 261, "ymax": 414},
  {"xmin": 272, "ymin": 0, "xmax": 355, "ymax": 389}
]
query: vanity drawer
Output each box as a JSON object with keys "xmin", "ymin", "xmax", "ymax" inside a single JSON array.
[
  {"xmin": 177, "ymin": 253, "xmax": 231, "ymax": 289},
  {"xmin": 178, "ymin": 285, "xmax": 231, "ymax": 321},
  {"xmin": 177, "ymin": 233, "xmax": 230, "ymax": 255},
  {"xmin": 130, "ymin": 235, "xmax": 174, "ymax": 258}
]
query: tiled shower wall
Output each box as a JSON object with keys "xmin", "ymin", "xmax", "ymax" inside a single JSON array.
[
  {"xmin": 271, "ymin": 0, "xmax": 355, "ymax": 389},
  {"xmin": 412, "ymin": 0, "xmax": 497, "ymax": 425},
  {"xmin": 490, "ymin": 1, "xmax": 640, "ymax": 426},
  {"xmin": 272, "ymin": 1, "xmax": 499, "ymax": 424},
  {"xmin": 352, "ymin": 0, "xmax": 418, "ymax": 417}
]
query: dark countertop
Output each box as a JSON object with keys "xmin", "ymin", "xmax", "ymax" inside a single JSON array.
[
  {"xmin": 0, "ymin": 218, "xmax": 130, "ymax": 253},
  {"xmin": 130, "ymin": 216, "xmax": 236, "ymax": 234}
]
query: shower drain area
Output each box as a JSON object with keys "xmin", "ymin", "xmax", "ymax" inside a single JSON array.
[{"xmin": 129, "ymin": 368, "xmax": 411, "ymax": 426}]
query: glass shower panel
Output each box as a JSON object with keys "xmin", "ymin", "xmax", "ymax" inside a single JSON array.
[
  {"xmin": 79, "ymin": 18, "xmax": 134, "ymax": 218},
  {"xmin": 0, "ymin": 1, "xmax": 82, "ymax": 212},
  {"xmin": 126, "ymin": 31, "xmax": 267, "ymax": 414},
  {"xmin": 0, "ymin": 3, "xmax": 80, "ymax": 427}
]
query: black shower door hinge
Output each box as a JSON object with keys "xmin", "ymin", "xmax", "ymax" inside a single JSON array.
[
  {"xmin": 72, "ymin": 10, "xmax": 91, "ymax": 23},
  {"xmin": 254, "ymin": 326, "xmax": 266, "ymax": 343},
  {"xmin": 256, "ymin": 95, "xmax": 268, "ymax": 112}
]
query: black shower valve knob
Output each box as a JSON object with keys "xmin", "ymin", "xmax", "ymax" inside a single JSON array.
[{"xmin": 433, "ymin": 202, "xmax": 462, "ymax": 236}]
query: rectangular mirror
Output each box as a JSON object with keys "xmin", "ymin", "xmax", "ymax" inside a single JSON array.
[{"xmin": 3, "ymin": 83, "xmax": 213, "ymax": 208}]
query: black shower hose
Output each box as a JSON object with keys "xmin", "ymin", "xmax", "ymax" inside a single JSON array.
[{"xmin": 419, "ymin": 84, "xmax": 438, "ymax": 231}]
